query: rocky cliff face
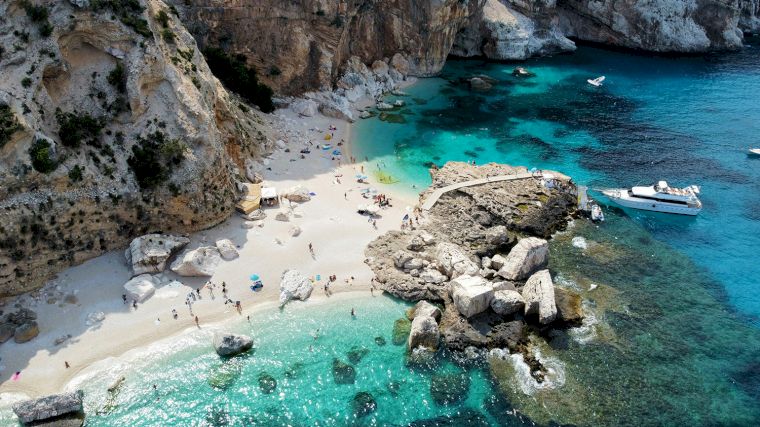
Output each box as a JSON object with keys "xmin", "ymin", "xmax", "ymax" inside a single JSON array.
[
  {"xmin": 0, "ymin": 0, "xmax": 270, "ymax": 296},
  {"xmin": 740, "ymin": 0, "xmax": 760, "ymax": 33},
  {"xmin": 171, "ymin": 0, "xmax": 484, "ymax": 94}
]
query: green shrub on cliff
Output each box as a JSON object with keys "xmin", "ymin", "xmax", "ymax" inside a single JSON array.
[
  {"xmin": 127, "ymin": 130, "xmax": 187, "ymax": 189},
  {"xmin": 55, "ymin": 110, "xmax": 104, "ymax": 148},
  {"xmin": 202, "ymin": 47, "xmax": 274, "ymax": 113},
  {"xmin": 107, "ymin": 63, "xmax": 126, "ymax": 93},
  {"xmin": 0, "ymin": 103, "xmax": 22, "ymax": 148},
  {"xmin": 29, "ymin": 139, "xmax": 57, "ymax": 173},
  {"xmin": 19, "ymin": 0, "xmax": 53, "ymax": 37},
  {"xmin": 90, "ymin": 0, "xmax": 151, "ymax": 37}
]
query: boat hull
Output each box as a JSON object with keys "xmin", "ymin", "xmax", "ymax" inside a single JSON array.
[{"xmin": 602, "ymin": 190, "xmax": 701, "ymax": 216}]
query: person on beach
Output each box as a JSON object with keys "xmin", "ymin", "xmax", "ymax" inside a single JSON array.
[
  {"xmin": 132, "ymin": 300, "xmax": 137, "ymax": 309},
  {"xmin": 65, "ymin": 361, "xmax": 70, "ymax": 369},
  {"xmin": 308, "ymin": 243, "xmax": 315, "ymax": 258},
  {"xmin": 195, "ymin": 316, "xmax": 199, "ymax": 327},
  {"xmin": 122, "ymin": 294, "xmax": 127, "ymax": 304}
]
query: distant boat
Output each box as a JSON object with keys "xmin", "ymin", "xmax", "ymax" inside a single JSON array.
[
  {"xmin": 587, "ymin": 76, "xmax": 605, "ymax": 87},
  {"xmin": 749, "ymin": 148, "xmax": 760, "ymax": 157},
  {"xmin": 590, "ymin": 204, "xmax": 605, "ymax": 222},
  {"xmin": 601, "ymin": 181, "xmax": 702, "ymax": 216}
]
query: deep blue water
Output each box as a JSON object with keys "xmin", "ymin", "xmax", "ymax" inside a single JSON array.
[{"xmin": 5, "ymin": 44, "xmax": 760, "ymax": 426}]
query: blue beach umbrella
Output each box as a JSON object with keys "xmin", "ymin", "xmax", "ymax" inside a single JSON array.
[{"xmin": 250, "ymin": 274, "xmax": 260, "ymax": 281}]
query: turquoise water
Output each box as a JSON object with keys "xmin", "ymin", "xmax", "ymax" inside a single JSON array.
[{"xmin": 6, "ymin": 45, "xmax": 760, "ymax": 426}]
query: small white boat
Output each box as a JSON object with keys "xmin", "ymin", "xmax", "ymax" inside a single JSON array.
[
  {"xmin": 587, "ymin": 76, "xmax": 605, "ymax": 87},
  {"xmin": 601, "ymin": 181, "xmax": 702, "ymax": 216},
  {"xmin": 749, "ymin": 148, "xmax": 760, "ymax": 157},
  {"xmin": 590, "ymin": 204, "xmax": 605, "ymax": 222}
]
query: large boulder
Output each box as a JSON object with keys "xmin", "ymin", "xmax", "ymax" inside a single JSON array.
[
  {"xmin": 213, "ymin": 332, "xmax": 254, "ymax": 357},
  {"xmin": 279, "ymin": 270, "xmax": 313, "ymax": 306},
  {"xmin": 420, "ymin": 269, "xmax": 447, "ymax": 284},
  {"xmin": 215, "ymin": 239, "xmax": 239, "ymax": 260},
  {"xmin": 497, "ymin": 237, "xmax": 548, "ymax": 281},
  {"xmin": 486, "ymin": 320, "xmax": 526, "ymax": 351},
  {"xmin": 170, "ymin": 246, "xmax": 222, "ymax": 277},
  {"xmin": 13, "ymin": 321, "xmax": 39, "ymax": 343},
  {"xmin": 407, "ymin": 315, "xmax": 440, "ymax": 351},
  {"xmin": 123, "ymin": 274, "xmax": 158, "ymax": 303},
  {"xmin": 435, "ymin": 242, "xmax": 479, "ymax": 278},
  {"xmin": 449, "ymin": 275, "xmax": 494, "ymax": 318},
  {"xmin": 555, "ymin": 287, "xmax": 584, "ymax": 324},
  {"xmin": 12, "ymin": 391, "xmax": 84, "ymax": 425},
  {"xmin": 408, "ymin": 300, "xmax": 441, "ymax": 322},
  {"xmin": 522, "ymin": 269, "xmax": 557, "ymax": 324},
  {"xmin": 291, "ymin": 99, "xmax": 318, "ymax": 117},
  {"xmin": 0, "ymin": 323, "xmax": 15, "ymax": 343},
  {"xmin": 352, "ymin": 391, "xmax": 377, "ymax": 418},
  {"xmin": 125, "ymin": 234, "xmax": 190, "ymax": 276},
  {"xmin": 282, "ymin": 186, "xmax": 311, "ymax": 202},
  {"xmin": 490, "ymin": 290, "xmax": 525, "ymax": 316}
]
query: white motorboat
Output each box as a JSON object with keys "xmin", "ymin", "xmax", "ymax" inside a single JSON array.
[
  {"xmin": 590, "ymin": 204, "xmax": 605, "ymax": 222},
  {"xmin": 601, "ymin": 181, "xmax": 702, "ymax": 216},
  {"xmin": 749, "ymin": 148, "xmax": 760, "ymax": 157},
  {"xmin": 587, "ymin": 76, "xmax": 605, "ymax": 87}
]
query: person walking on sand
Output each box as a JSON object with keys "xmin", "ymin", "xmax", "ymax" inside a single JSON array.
[
  {"xmin": 65, "ymin": 361, "xmax": 70, "ymax": 369},
  {"xmin": 195, "ymin": 316, "xmax": 199, "ymax": 327},
  {"xmin": 308, "ymin": 242, "xmax": 315, "ymax": 258}
]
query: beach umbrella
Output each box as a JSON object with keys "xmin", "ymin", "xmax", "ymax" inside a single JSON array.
[{"xmin": 250, "ymin": 274, "xmax": 260, "ymax": 281}]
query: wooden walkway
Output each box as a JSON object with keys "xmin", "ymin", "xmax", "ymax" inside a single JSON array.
[{"xmin": 421, "ymin": 172, "xmax": 537, "ymax": 211}]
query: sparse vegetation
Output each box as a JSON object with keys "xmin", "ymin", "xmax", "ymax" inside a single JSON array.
[
  {"xmin": 90, "ymin": 0, "xmax": 151, "ymax": 37},
  {"xmin": 55, "ymin": 110, "xmax": 104, "ymax": 148},
  {"xmin": 68, "ymin": 165, "xmax": 84, "ymax": 182},
  {"xmin": 161, "ymin": 28, "xmax": 175, "ymax": 43},
  {"xmin": 127, "ymin": 130, "xmax": 187, "ymax": 189},
  {"xmin": 107, "ymin": 63, "xmax": 126, "ymax": 93},
  {"xmin": 0, "ymin": 104, "xmax": 22, "ymax": 148},
  {"xmin": 202, "ymin": 47, "xmax": 274, "ymax": 113},
  {"xmin": 29, "ymin": 139, "xmax": 57, "ymax": 173},
  {"xmin": 156, "ymin": 10, "xmax": 170, "ymax": 27},
  {"xmin": 19, "ymin": 0, "xmax": 53, "ymax": 37},
  {"xmin": 21, "ymin": 77, "xmax": 33, "ymax": 88}
]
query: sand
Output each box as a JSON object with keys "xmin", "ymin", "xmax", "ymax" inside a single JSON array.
[{"xmin": 0, "ymin": 105, "xmax": 418, "ymax": 398}]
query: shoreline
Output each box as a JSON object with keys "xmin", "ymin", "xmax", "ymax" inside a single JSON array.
[{"xmin": 0, "ymin": 86, "xmax": 420, "ymax": 400}]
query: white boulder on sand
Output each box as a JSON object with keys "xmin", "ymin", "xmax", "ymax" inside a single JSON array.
[
  {"xmin": 125, "ymin": 234, "xmax": 190, "ymax": 276},
  {"xmin": 215, "ymin": 239, "xmax": 239, "ymax": 260},
  {"xmin": 490, "ymin": 290, "xmax": 525, "ymax": 316},
  {"xmin": 522, "ymin": 269, "xmax": 557, "ymax": 324},
  {"xmin": 282, "ymin": 185, "xmax": 311, "ymax": 202},
  {"xmin": 450, "ymin": 275, "xmax": 494, "ymax": 318},
  {"xmin": 213, "ymin": 332, "xmax": 254, "ymax": 357},
  {"xmin": 497, "ymin": 237, "xmax": 548, "ymax": 280},
  {"xmin": 407, "ymin": 315, "xmax": 440, "ymax": 351},
  {"xmin": 123, "ymin": 274, "xmax": 158, "ymax": 303},
  {"xmin": 435, "ymin": 242, "xmax": 480, "ymax": 278},
  {"xmin": 279, "ymin": 269, "xmax": 314, "ymax": 306},
  {"xmin": 291, "ymin": 99, "xmax": 318, "ymax": 117},
  {"xmin": 170, "ymin": 246, "xmax": 222, "ymax": 277}
]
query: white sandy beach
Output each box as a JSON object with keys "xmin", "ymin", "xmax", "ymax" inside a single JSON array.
[{"xmin": 0, "ymin": 106, "xmax": 417, "ymax": 398}]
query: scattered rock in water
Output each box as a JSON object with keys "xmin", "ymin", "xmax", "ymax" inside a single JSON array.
[
  {"xmin": 332, "ymin": 359, "xmax": 356, "ymax": 384},
  {"xmin": 408, "ymin": 408, "xmax": 489, "ymax": 427},
  {"xmin": 376, "ymin": 101, "xmax": 394, "ymax": 110},
  {"xmin": 13, "ymin": 321, "xmax": 39, "ymax": 343},
  {"xmin": 213, "ymin": 332, "xmax": 254, "ymax": 357},
  {"xmin": 85, "ymin": 311, "xmax": 106, "ymax": 327},
  {"xmin": 386, "ymin": 380, "xmax": 401, "ymax": 395},
  {"xmin": 430, "ymin": 373, "xmax": 470, "ymax": 406},
  {"xmin": 554, "ymin": 287, "xmax": 584, "ymax": 324},
  {"xmin": 571, "ymin": 236, "xmax": 588, "ymax": 249},
  {"xmin": 0, "ymin": 323, "xmax": 15, "ymax": 343},
  {"xmin": 284, "ymin": 362, "xmax": 304, "ymax": 379},
  {"xmin": 352, "ymin": 391, "xmax": 377, "ymax": 417},
  {"xmin": 208, "ymin": 359, "xmax": 243, "ymax": 390},
  {"xmin": 486, "ymin": 320, "xmax": 526, "ymax": 351},
  {"xmin": 392, "ymin": 318, "xmax": 412, "ymax": 345},
  {"xmin": 12, "ymin": 390, "xmax": 85, "ymax": 426},
  {"xmin": 347, "ymin": 346, "xmax": 370, "ymax": 365},
  {"xmin": 378, "ymin": 112, "xmax": 406, "ymax": 124},
  {"xmin": 258, "ymin": 372, "xmax": 277, "ymax": 394},
  {"xmin": 374, "ymin": 336, "xmax": 387, "ymax": 346}
]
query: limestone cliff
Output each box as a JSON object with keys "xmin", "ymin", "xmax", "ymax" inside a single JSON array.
[
  {"xmin": 0, "ymin": 0, "xmax": 270, "ymax": 296},
  {"xmin": 170, "ymin": 0, "xmax": 484, "ymax": 94}
]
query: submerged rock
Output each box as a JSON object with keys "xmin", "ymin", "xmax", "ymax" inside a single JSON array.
[
  {"xmin": 125, "ymin": 234, "xmax": 190, "ymax": 276},
  {"xmin": 352, "ymin": 391, "xmax": 377, "ymax": 417},
  {"xmin": 407, "ymin": 315, "xmax": 440, "ymax": 351},
  {"xmin": 486, "ymin": 320, "xmax": 526, "ymax": 351},
  {"xmin": 374, "ymin": 336, "xmax": 387, "ymax": 346},
  {"xmin": 208, "ymin": 359, "xmax": 242, "ymax": 390},
  {"xmin": 258, "ymin": 372, "xmax": 277, "ymax": 394},
  {"xmin": 347, "ymin": 346, "xmax": 370, "ymax": 365},
  {"xmin": 555, "ymin": 287, "xmax": 584, "ymax": 324},
  {"xmin": 430, "ymin": 373, "xmax": 470, "ymax": 406},
  {"xmin": 408, "ymin": 408, "xmax": 489, "ymax": 427},
  {"xmin": 213, "ymin": 332, "xmax": 254, "ymax": 357},
  {"xmin": 13, "ymin": 321, "xmax": 39, "ymax": 344},
  {"xmin": 392, "ymin": 318, "xmax": 412, "ymax": 345},
  {"xmin": 332, "ymin": 359, "xmax": 356, "ymax": 385}
]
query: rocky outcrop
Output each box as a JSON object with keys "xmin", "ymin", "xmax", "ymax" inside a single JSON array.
[
  {"xmin": 740, "ymin": 0, "xmax": 760, "ymax": 33},
  {"xmin": 557, "ymin": 0, "xmax": 744, "ymax": 52},
  {"xmin": 555, "ymin": 286, "xmax": 584, "ymax": 324},
  {"xmin": 123, "ymin": 274, "xmax": 158, "ymax": 303},
  {"xmin": 215, "ymin": 239, "xmax": 239, "ymax": 261},
  {"xmin": 213, "ymin": 332, "xmax": 254, "ymax": 357},
  {"xmin": 279, "ymin": 269, "xmax": 313, "ymax": 306},
  {"xmin": 407, "ymin": 315, "xmax": 440, "ymax": 351},
  {"xmin": 435, "ymin": 243, "xmax": 480, "ymax": 278},
  {"xmin": 522, "ymin": 269, "xmax": 556, "ymax": 324},
  {"xmin": 497, "ymin": 237, "xmax": 549, "ymax": 281},
  {"xmin": 12, "ymin": 390, "xmax": 84, "ymax": 426},
  {"xmin": 408, "ymin": 300, "xmax": 442, "ymax": 322},
  {"xmin": 125, "ymin": 234, "xmax": 190, "ymax": 276},
  {"xmin": 0, "ymin": 0, "xmax": 271, "ymax": 297},
  {"xmin": 450, "ymin": 275, "xmax": 494, "ymax": 318},
  {"xmin": 170, "ymin": 246, "xmax": 222, "ymax": 276},
  {"xmin": 490, "ymin": 289, "xmax": 525, "ymax": 316},
  {"xmin": 452, "ymin": 0, "xmax": 576, "ymax": 60},
  {"xmin": 0, "ymin": 308, "xmax": 39, "ymax": 344}
]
